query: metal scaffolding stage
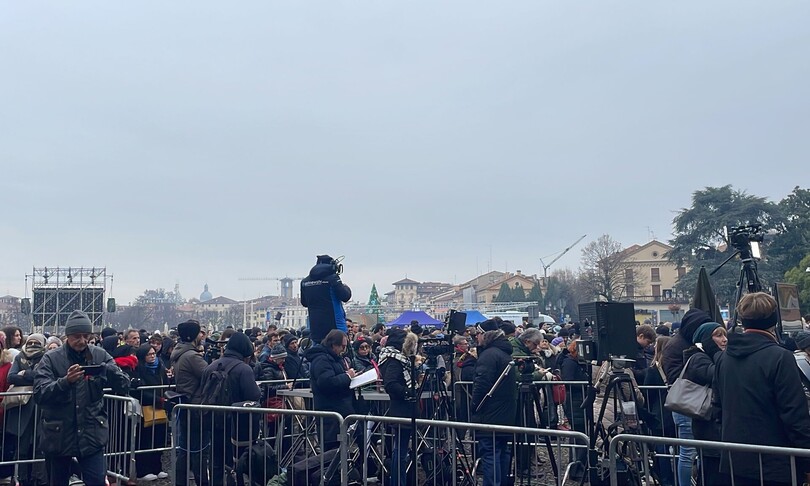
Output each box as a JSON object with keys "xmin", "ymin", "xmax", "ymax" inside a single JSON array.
[{"xmin": 28, "ymin": 267, "xmax": 110, "ymax": 333}]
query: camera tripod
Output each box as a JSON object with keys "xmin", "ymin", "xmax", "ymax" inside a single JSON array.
[
  {"xmin": 410, "ymin": 357, "xmax": 476, "ymax": 486},
  {"xmin": 588, "ymin": 360, "xmax": 647, "ymax": 486},
  {"xmin": 515, "ymin": 375, "xmax": 559, "ymax": 485},
  {"xmin": 711, "ymin": 240, "xmax": 763, "ymax": 330}
]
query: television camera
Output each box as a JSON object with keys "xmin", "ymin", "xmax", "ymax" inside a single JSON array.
[{"xmin": 727, "ymin": 224, "xmax": 764, "ymax": 254}]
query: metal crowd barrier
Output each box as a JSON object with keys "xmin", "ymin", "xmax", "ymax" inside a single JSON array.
[
  {"xmin": 341, "ymin": 414, "xmax": 590, "ymax": 486},
  {"xmin": 608, "ymin": 433, "xmax": 810, "ymax": 486},
  {"xmin": 174, "ymin": 403, "xmax": 344, "ymax": 486},
  {"xmin": 103, "ymin": 393, "xmax": 141, "ymax": 483},
  {"xmin": 0, "ymin": 390, "xmax": 142, "ymax": 483}
]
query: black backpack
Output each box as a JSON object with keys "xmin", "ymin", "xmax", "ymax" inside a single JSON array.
[{"xmin": 200, "ymin": 360, "xmax": 241, "ymax": 407}]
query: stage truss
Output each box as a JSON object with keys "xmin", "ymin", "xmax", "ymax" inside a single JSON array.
[{"xmin": 27, "ymin": 267, "xmax": 110, "ymax": 333}]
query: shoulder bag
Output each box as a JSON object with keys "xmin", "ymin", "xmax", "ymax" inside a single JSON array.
[{"xmin": 664, "ymin": 355, "xmax": 712, "ymax": 420}]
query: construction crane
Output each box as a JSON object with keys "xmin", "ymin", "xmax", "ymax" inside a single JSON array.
[
  {"xmin": 237, "ymin": 276, "xmax": 306, "ymax": 281},
  {"xmin": 539, "ymin": 234, "xmax": 587, "ymax": 281}
]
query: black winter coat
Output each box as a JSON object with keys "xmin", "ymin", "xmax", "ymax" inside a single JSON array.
[
  {"xmin": 33, "ymin": 345, "xmax": 130, "ymax": 457},
  {"xmin": 300, "ymin": 264, "xmax": 352, "ymax": 343},
  {"xmin": 201, "ymin": 351, "xmax": 262, "ymax": 406},
  {"xmin": 6, "ymin": 351, "xmax": 45, "ymax": 436},
  {"xmin": 380, "ymin": 356, "xmax": 412, "ymax": 420},
  {"xmin": 661, "ymin": 309, "xmax": 712, "ymax": 384},
  {"xmin": 284, "ymin": 349, "xmax": 308, "ymax": 382},
  {"xmin": 132, "ymin": 362, "xmax": 170, "ymax": 407},
  {"xmin": 637, "ymin": 364, "xmax": 675, "ymax": 438},
  {"xmin": 715, "ymin": 331, "xmax": 810, "ymax": 483},
  {"xmin": 305, "ymin": 344, "xmax": 355, "ymax": 418},
  {"xmin": 471, "ymin": 336, "xmax": 517, "ymax": 426},
  {"xmin": 680, "ymin": 347, "xmax": 721, "ymax": 451}
]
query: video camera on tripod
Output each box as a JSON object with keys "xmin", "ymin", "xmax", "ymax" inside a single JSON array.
[
  {"xmin": 727, "ymin": 224, "xmax": 764, "ymax": 256},
  {"xmin": 513, "ymin": 354, "xmax": 546, "ymax": 380}
]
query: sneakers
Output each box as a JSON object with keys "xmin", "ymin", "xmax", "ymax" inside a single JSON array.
[
  {"xmin": 137, "ymin": 473, "xmax": 158, "ymax": 481},
  {"xmin": 157, "ymin": 472, "xmax": 169, "ymax": 479}
]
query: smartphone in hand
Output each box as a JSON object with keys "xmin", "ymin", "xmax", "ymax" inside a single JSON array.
[{"xmin": 80, "ymin": 365, "xmax": 105, "ymax": 376}]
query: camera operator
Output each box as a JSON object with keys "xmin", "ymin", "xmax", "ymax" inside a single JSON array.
[
  {"xmin": 452, "ymin": 335, "xmax": 477, "ymax": 432},
  {"xmin": 510, "ymin": 328, "xmax": 554, "ymax": 477},
  {"xmin": 301, "ymin": 255, "xmax": 352, "ymax": 343},
  {"xmin": 471, "ymin": 319, "xmax": 517, "ymax": 486}
]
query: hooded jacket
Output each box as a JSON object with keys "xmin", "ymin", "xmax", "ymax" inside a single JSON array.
[
  {"xmin": 681, "ymin": 338, "xmax": 723, "ymax": 452},
  {"xmin": 471, "ymin": 332, "xmax": 517, "ymax": 426},
  {"xmin": 300, "ymin": 258, "xmax": 352, "ymax": 343},
  {"xmin": 661, "ymin": 309, "xmax": 712, "ymax": 384},
  {"xmin": 171, "ymin": 341, "xmax": 207, "ymax": 404},
  {"xmin": 201, "ymin": 349, "xmax": 261, "ymax": 406},
  {"xmin": 715, "ymin": 331, "xmax": 810, "ymax": 483}
]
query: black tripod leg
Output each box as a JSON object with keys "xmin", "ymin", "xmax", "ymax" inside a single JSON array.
[{"xmin": 530, "ymin": 386, "xmax": 559, "ymax": 480}]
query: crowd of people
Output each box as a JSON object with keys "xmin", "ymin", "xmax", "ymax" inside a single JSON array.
[{"xmin": 0, "ymin": 288, "xmax": 807, "ymax": 485}]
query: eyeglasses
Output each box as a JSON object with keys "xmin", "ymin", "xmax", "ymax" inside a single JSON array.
[
  {"xmin": 146, "ymin": 352, "xmax": 157, "ymax": 357},
  {"xmin": 359, "ymin": 344, "xmax": 371, "ymax": 349}
]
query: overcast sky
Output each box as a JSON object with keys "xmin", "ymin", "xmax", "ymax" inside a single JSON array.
[{"xmin": 1, "ymin": 1, "xmax": 807, "ymax": 305}]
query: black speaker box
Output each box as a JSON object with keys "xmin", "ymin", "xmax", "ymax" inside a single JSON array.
[
  {"xmin": 578, "ymin": 301, "xmax": 637, "ymax": 362},
  {"xmin": 447, "ymin": 311, "xmax": 467, "ymax": 334}
]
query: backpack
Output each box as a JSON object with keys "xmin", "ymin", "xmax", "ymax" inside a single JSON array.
[{"xmin": 200, "ymin": 360, "xmax": 242, "ymax": 407}]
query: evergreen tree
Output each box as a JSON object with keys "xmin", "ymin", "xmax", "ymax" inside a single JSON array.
[
  {"xmin": 494, "ymin": 282, "xmax": 512, "ymax": 302},
  {"xmin": 367, "ymin": 284, "xmax": 384, "ymax": 324},
  {"xmin": 512, "ymin": 282, "xmax": 526, "ymax": 301},
  {"xmin": 527, "ymin": 283, "xmax": 544, "ymax": 308}
]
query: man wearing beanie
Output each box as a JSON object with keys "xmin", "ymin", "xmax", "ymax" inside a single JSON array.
[
  {"xmin": 33, "ymin": 310, "xmax": 130, "ymax": 486},
  {"xmin": 281, "ymin": 334, "xmax": 307, "ymax": 381},
  {"xmin": 169, "ymin": 320, "xmax": 209, "ymax": 486},
  {"xmin": 200, "ymin": 331, "xmax": 261, "ymax": 485},
  {"xmin": 715, "ymin": 293, "xmax": 810, "ymax": 486}
]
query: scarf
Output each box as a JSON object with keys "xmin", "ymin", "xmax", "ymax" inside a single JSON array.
[
  {"xmin": 378, "ymin": 346, "xmax": 412, "ymax": 387},
  {"xmin": 22, "ymin": 342, "xmax": 45, "ymax": 361},
  {"xmin": 145, "ymin": 359, "xmax": 160, "ymax": 373}
]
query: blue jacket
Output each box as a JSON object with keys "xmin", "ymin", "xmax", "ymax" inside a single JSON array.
[{"xmin": 300, "ymin": 263, "xmax": 351, "ymax": 343}]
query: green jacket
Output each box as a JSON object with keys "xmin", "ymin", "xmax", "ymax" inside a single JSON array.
[{"xmin": 509, "ymin": 337, "xmax": 551, "ymax": 381}]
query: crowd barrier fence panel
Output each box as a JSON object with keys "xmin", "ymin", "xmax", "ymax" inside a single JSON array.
[
  {"xmin": 341, "ymin": 413, "xmax": 590, "ymax": 486},
  {"xmin": 103, "ymin": 393, "xmax": 142, "ymax": 483},
  {"xmin": 608, "ymin": 433, "xmax": 810, "ymax": 486},
  {"xmin": 174, "ymin": 403, "xmax": 344, "ymax": 486}
]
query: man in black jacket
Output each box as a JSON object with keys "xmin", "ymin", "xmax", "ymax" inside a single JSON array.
[
  {"xmin": 471, "ymin": 319, "xmax": 518, "ymax": 486},
  {"xmin": 200, "ymin": 332, "xmax": 262, "ymax": 484},
  {"xmin": 300, "ymin": 255, "xmax": 352, "ymax": 343},
  {"xmin": 33, "ymin": 310, "xmax": 130, "ymax": 486},
  {"xmin": 715, "ymin": 293, "xmax": 810, "ymax": 485},
  {"xmin": 201, "ymin": 332, "xmax": 262, "ymax": 485}
]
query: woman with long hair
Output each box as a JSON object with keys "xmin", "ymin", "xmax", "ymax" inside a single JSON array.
[
  {"xmin": 6, "ymin": 334, "xmax": 49, "ymax": 486},
  {"xmin": 638, "ymin": 335, "xmax": 676, "ymax": 486}
]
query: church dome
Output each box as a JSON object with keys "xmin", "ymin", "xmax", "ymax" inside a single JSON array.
[{"xmin": 200, "ymin": 284, "xmax": 213, "ymax": 302}]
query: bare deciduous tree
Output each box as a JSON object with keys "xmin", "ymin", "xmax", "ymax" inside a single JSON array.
[{"xmin": 579, "ymin": 234, "xmax": 643, "ymax": 302}]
